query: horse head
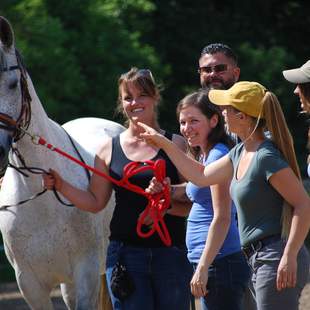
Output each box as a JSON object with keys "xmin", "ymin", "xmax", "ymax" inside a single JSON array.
[
  {"xmin": 0, "ymin": 16, "xmax": 126, "ymax": 309},
  {"xmin": 0, "ymin": 16, "xmax": 31, "ymax": 173}
]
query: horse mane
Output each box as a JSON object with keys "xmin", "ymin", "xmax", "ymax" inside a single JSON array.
[
  {"xmin": 13, "ymin": 48, "xmax": 31, "ymax": 139},
  {"xmin": 15, "ymin": 48, "xmax": 27, "ymax": 76}
]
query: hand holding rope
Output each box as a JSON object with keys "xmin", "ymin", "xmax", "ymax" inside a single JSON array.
[{"xmin": 36, "ymin": 135, "xmax": 172, "ymax": 246}]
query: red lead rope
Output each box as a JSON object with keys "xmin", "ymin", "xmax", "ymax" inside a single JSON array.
[{"xmin": 37, "ymin": 136, "xmax": 172, "ymax": 246}]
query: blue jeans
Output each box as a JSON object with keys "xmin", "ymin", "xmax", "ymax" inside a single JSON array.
[
  {"xmin": 247, "ymin": 239, "xmax": 309, "ymax": 310},
  {"xmin": 193, "ymin": 251, "xmax": 251, "ymax": 310},
  {"xmin": 106, "ymin": 240, "xmax": 192, "ymax": 310}
]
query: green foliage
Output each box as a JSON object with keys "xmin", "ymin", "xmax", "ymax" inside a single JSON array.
[
  {"xmin": 1, "ymin": 0, "xmax": 163, "ymax": 123},
  {"xmin": 138, "ymin": 0, "xmax": 310, "ymax": 170},
  {"xmin": 0, "ymin": 0, "xmax": 309, "ymax": 167},
  {"xmin": 95, "ymin": 0, "xmax": 155, "ymax": 17},
  {"xmin": 237, "ymin": 43, "xmax": 298, "ymax": 123},
  {"xmin": 1, "ymin": 0, "xmax": 87, "ymax": 120}
]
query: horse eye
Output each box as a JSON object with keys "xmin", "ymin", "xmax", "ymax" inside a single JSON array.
[{"xmin": 9, "ymin": 79, "xmax": 18, "ymax": 90}]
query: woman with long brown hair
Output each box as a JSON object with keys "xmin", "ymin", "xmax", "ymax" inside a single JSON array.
[
  {"xmin": 43, "ymin": 67, "xmax": 192, "ymax": 310},
  {"xmin": 175, "ymin": 90, "xmax": 250, "ymax": 310}
]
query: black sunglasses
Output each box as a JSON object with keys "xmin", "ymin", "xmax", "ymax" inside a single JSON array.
[{"xmin": 198, "ymin": 64, "xmax": 228, "ymax": 74}]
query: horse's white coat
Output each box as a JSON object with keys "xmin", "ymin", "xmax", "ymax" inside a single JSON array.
[{"xmin": 0, "ymin": 17, "xmax": 124, "ymax": 310}]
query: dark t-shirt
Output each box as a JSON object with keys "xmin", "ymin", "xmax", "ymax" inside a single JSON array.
[
  {"xmin": 109, "ymin": 132, "xmax": 187, "ymax": 247},
  {"xmin": 229, "ymin": 140, "xmax": 288, "ymax": 247}
]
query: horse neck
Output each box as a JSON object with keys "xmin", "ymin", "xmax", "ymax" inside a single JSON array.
[
  {"xmin": 13, "ymin": 75, "xmax": 69, "ymax": 168},
  {"xmin": 2, "ymin": 74, "xmax": 93, "ymax": 209},
  {"xmin": 26, "ymin": 74, "xmax": 51, "ymax": 133}
]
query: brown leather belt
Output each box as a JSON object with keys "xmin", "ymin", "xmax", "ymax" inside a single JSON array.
[{"xmin": 242, "ymin": 234, "xmax": 281, "ymax": 259}]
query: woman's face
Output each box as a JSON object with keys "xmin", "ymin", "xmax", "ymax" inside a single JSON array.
[
  {"xmin": 220, "ymin": 105, "xmax": 241, "ymax": 133},
  {"xmin": 294, "ymin": 85, "xmax": 309, "ymax": 113},
  {"xmin": 179, "ymin": 105, "xmax": 216, "ymax": 150},
  {"xmin": 120, "ymin": 82, "xmax": 157, "ymax": 123}
]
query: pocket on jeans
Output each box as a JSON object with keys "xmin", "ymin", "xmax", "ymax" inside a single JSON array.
[
  {"xmin": 226, "ymin": 252, "xmax": 247, "ymax": 264},
  {"xmin": 226, "ymin": 253, "xmax": 251, "ymax": 287},
  {"xmin": 255, "ymin": 240, "xmax": 283, "ymax": 264},
  {"xmin": 171, "ymin": 245, "xmax": 188, "ymax": 255}
]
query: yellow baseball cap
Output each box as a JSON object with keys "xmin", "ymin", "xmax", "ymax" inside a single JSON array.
[{"xmin": 208, "ymin": 81, "xmax": 267, "ymax": 118}]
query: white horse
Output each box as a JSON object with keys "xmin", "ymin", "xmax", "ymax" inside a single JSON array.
[{"xmin": 0, "ymin": 16, "xmax": 124, "ymax": 309}]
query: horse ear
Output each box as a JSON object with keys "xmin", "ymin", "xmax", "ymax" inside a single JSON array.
[{"xmin": 0, "ymin": 16, "xmax": 15, "ymax": 49}]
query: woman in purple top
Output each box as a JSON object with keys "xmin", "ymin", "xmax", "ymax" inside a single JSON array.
[{"xmin": 150, "ymin": 90, "xmax": 250, "ymax": 310}]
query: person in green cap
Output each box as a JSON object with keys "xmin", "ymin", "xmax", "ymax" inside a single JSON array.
[{"xmin": 139, "ymin": 81, "xmax": 310, "ymax": 310}]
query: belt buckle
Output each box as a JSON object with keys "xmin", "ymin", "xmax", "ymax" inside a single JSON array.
[
  {"xmin": 242, "ymin": 246, "xmax": 252, "ymax": 260},
  {"xmin": 243, "ymin": 240, "xmax": 262, "ymax": 260}
]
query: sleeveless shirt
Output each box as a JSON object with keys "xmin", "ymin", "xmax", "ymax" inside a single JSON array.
[{"xmin": 109, "ymin": 133, "xmax": 187, "ymax": 247}]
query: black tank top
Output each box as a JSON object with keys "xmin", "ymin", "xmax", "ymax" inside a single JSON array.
[{"xmin": 109, "ymin": 133, "xmax": 187, "ymax": 247}]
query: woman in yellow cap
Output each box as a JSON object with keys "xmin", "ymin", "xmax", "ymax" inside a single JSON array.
[{"xmin": 139, "ymin": 81, "xmax": 310, "ymax": 310}]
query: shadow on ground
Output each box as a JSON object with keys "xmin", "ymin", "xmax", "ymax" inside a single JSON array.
[{"xmin": 0, "ymin": 282, "xmax": 66, "ymax": 310}]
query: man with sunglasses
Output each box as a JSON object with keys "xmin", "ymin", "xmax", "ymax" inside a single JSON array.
[
  {"xmin": 198, "ymin": 44, "xmax": 241, "ymax": 146},
  {"xmin": 198, "ymin": 43, "xmax": 240, "ymax": 90},
  {"xmin": 196, "ymin": 43, "xmax": 258, "ymax": 310}
]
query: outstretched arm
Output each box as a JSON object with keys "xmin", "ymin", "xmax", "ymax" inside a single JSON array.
[
  {"xmin": 139, "ymin": 122, "xmax": 233, "ymax": 186},
  {"xmin": 43, "ymin": 139, "xmax": 113, "ymax": 213}
]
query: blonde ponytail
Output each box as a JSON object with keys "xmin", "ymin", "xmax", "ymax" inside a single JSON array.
[{"xmin": 262, "ymin": 92, "xmax": 301, "ymax": 238}]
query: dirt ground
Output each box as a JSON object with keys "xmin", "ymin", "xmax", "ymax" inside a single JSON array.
[
  {"xmin": 299, "ymin": 282, "xmax": 310, "ymax": 310},
  {"xmin": 0, "ymin": 283, "xmax": 66, "ymax": 309},
  {"xmin": 0, "ymin": 280, "xmax": 309, "ymax": 310}
]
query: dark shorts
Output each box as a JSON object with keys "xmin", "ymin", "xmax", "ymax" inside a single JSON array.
[{"xmin": 193, "ymin": 250, "xmax": 251, "ymax": 310}]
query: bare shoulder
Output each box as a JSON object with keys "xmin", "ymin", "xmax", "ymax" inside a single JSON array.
[
  {"xmin": 171, "ymin": 133, "xmax": 186, "ymax": 152},
  {"xmin": 97, "ymin": 136, "xmax": 113, "ymax": 166}
]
